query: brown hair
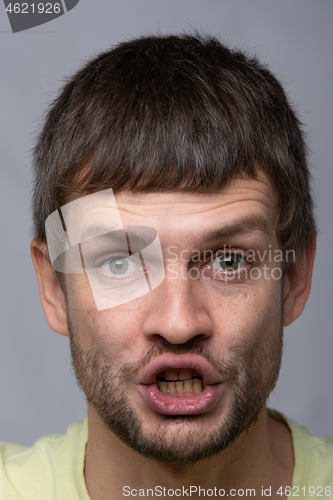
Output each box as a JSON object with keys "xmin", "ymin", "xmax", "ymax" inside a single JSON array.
[{"xmin": 31, "ymin": 33, "xmax": 316, "ymax": 255}]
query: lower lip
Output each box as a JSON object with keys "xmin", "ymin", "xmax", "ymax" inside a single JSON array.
[{"xmin": 138, "ymin": 383, "xmax": 222, "ymax": 415}]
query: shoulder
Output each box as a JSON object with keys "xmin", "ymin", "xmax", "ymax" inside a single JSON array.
[
  {"xmin": 269, "ymin": 408, "xmax": 333, "ymax": 489},
  {"xmin": 0, "ymin": 420, "xmax": 88, "ymax": 500}
]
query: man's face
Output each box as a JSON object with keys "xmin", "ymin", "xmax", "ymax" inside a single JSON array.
[{"xmin": 65, "ymin": 173, "xmax": 284, "ymax": 464}]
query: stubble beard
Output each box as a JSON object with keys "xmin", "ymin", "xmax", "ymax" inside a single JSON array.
[{"xmin": 67, "ymin": 311, "xmax": 283, "ymax": 465}]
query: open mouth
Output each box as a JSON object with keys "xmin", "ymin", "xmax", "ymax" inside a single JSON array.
[
  {"xmin": 138, "ymin": 354, "xmax": 223, "ymax": 415},
  {"xmin": 157, "ymin": 368, "xmax": 204, "ymax": 396}
]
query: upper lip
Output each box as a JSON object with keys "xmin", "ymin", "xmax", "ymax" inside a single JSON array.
[{"xmin": 139, "ymin": 353, "xmax": 223, "ymax": 386}]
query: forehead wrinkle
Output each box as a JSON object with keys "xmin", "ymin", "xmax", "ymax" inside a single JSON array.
[
  {"xmin": 115, "ymin": 187, "xmax": 276, "ymax": 221},
  {"xmin": 80, "ymin": 226, "xmax": 125, "ymax": 242}
]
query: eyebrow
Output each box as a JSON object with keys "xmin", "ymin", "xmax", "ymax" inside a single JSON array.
[
  {"xmin": 193, "ymin": 214, "xmax": 272, "ymax": 248},
  {"xmin": 79, "ymin": 227, "xmax": 156, "ymax": 252},
  {"xmin": 79, "ymin": 214, "xmax": 271, "ymax": 251}
]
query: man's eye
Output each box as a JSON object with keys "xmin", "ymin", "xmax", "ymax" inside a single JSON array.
[
  {"xmin": 211, "ymin": 253, "xmax": 247, "ymax": 272},
  {"xmin": 101, "ymin": 257, "xmax": 141, "ymax": 276}
]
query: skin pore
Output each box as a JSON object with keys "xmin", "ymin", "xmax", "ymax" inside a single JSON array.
[{"xmin": 31, "ymin": 173, "xmax": 316, "ymax": 500}]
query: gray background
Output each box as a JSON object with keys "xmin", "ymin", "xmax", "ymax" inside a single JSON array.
[{"xmin": 0, "ymin": 0, "xmax": 332, "ymax": 446}]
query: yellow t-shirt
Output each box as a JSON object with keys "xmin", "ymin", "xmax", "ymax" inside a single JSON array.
[
  {"xmin": 0, "ymin": 420, "xmax": 90, "ymax": 499},
  {"xmin": 269, "ymin": 409, "xmax": 333, "ymax": 498},
  {"xmin": 0, "ymin": 410, "xmax": 333, "ymax": 499}
]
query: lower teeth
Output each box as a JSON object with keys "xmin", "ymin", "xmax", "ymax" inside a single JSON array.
[{"xmin": 158, "ymin": 378, "xmax": 203, "ymax": 395}]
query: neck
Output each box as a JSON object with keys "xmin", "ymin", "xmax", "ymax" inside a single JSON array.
[{"xmin": 84, "ymin": 404, "xmax": 294, "ymax": 500}]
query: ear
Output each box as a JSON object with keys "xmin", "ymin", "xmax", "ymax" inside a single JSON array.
[
  {"xmin": 283, "ymin": 234, "xmax": 316, "ymax": 326},
  {"xmin": 31, "ymin": 239, "xmax": 69, "ymax": 336}
]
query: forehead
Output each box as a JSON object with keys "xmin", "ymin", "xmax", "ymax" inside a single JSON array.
[{"xmin": 113, "ymin": 173, "xmax": 277, "ymax": 235}]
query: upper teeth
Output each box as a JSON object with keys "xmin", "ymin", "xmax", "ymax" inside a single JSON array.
[{"xmin": 160, "ymin": 368, "xmax": 201, "ymax": 381}]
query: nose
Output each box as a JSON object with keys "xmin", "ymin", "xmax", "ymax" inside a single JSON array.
[{"xmin": 142, "ymin": 272, "xmax": 214, "ymax": 345}]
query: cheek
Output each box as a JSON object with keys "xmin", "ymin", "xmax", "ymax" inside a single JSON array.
[
  {"xmin": 209, "ymin": 279, "xmax": 283, "ymax": 351},
  {"xmin": 64, "ymin": 273, "xmax": 96, "ymax": 312},
  {"xmin": 67, "ymin": 287, "xmax": 145, "ymax": 358}
]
